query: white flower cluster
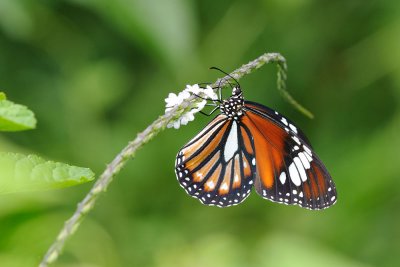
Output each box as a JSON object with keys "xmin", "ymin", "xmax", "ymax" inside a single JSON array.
[{"xmin": 165, "ymin": 84, "xmax": 218, "ymax": 129}]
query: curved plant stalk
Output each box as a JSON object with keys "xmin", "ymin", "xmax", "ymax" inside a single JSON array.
[{"xmin": 39, "ymin": 52, "xmax": 313, "ymax": 267}]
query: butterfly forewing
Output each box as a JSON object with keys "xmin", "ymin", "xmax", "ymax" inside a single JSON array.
[
  {"xmin": 175, "ymin": 115, "xmax": 256, "ymax": 207},
  {"xmin": 244, "ymin": 101, "xmax": 312, "ymax": 146},
  {"xmin": 243, "ymin": 102, "xmax": 337, "ymax": 210}
]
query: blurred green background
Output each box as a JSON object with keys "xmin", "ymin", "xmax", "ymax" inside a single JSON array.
[{"xmin": 1, "ymin": 0, "xmax": 400, "ymax": 266}]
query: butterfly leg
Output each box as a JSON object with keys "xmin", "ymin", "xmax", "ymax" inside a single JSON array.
[
  {"xmin": 192, "ymin": 93, "xmax": 209, "ymax": 101},
  {"xmin": 192, "ymin": 93, "xmax": 221, "ymax": 103},
  {"xmin": 199, "ymin": 106, "xmax": 219, "ymax": 116}
]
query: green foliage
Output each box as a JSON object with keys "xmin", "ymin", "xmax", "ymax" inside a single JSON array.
[
  {"xmin": 0, "ymin": 92, "xmax": 36, "ymax": 131},
  {"xmin": 0, "ymin": 152, "xmax": 94, "ymax": 194},
  {"xmin": 0, "ymin": 93, "xmax": 94, "ymax": 197}
]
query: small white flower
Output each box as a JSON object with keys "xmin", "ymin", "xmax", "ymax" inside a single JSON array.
[
  {"xmin": 165, "ymin": 93, "xmax": 180, "ymax": 108},
  {"xmin": 185, "ymin": 84, "xmax": 201, "ymax": 95},
  {"xmin": 192, "ymin": 99, "xmax": 207, "ymax": 112},
  {"xmin": 179, "ymin": 90, "xmax": 191, "ymax": 101},
  {"xmin": 203, "ymin": 85, "xmax": 218, "ymax": 100},
  {"xmin": 165, "ymin": 91, "xmax": 191, "ymax": 109},
  {"xmin": 180, "ymin": 112, "xmax": 195, "ymax": 125},
  {"xmin": 172, "ymin": 120, "xmax": 181, "ymax": 129},
  {"xmin": 165, "ymin": 84, "xmax": 219, "ymax": 129}
]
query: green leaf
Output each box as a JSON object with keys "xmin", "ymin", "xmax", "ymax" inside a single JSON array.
[
  {"xmin": 0, "ymin": 152, "xmax": 95, "ymax": 194},
  {"xmin": 0, "ymin": 94, "xmax": 37, "ymax": 131}
]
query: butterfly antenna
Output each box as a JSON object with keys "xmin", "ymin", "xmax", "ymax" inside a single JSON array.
[{"xmin": 210, "ymin": 67, "xmax": 240, "ymax": 88}]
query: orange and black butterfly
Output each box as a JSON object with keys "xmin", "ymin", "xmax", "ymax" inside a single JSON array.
[{"xmin": 175, "ymin": 74, "xmax": 337, "ymax": 210}]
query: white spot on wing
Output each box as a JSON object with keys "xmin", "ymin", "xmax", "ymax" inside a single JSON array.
[
  {"xmin": 224, "ymin": 121, "xmax": 238, "ymax": 162},
  {"xmin": 294, "ymin": 157, "xmax": 308, "ymax": 182},
  {"xmin": 281, "ymin": 117, "xmax": 288, "ymax": 125},
  {"xmin": 289, "ymin": 163, "xmax": 301, "ymax": 186},
  {"xmin": 206, "ymin": 181, "xmax": 215, "ymax": 189},
  {"xmin": 298, "ymin": 152, "xmax": 311, "ymax": 169},
  {"xmin": 303, "ymin": 145, "xmax": 313, "ymax": 157},
  {"xmin": 304, "ymin": 152, "xmax": 312, "ymax": 162},
  {"xmin": 279, "ymin": 172, "xmax": 287, "ymax": 184},
  {"xmin": 221, "ymin": 183, "xmax": 228, "ymax": 191},
  {"xmin": 292, "ymin": 136, "xmax": 301, "ymax": 145},
  {"xmin": 289, "ymin": 124, "xmax": 297, "ymax": 133}
]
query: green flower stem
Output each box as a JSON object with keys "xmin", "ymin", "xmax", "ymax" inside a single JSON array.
[
  {"xmin": 38, "ymin": 52, "xmax": 312, "ymax": 267},
  {"xmin": 223, "ymin": 52, "xmax": 314, "ymax": 119}
]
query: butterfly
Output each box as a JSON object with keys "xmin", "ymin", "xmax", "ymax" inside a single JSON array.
[{"xmin": 175, "ymin": 73, "xmax": 337, "ymax": 210}]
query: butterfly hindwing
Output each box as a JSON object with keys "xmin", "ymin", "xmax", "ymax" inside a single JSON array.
[{"xmin": 175, "ymin": 115, "xmax": 256, "ymax": 207}]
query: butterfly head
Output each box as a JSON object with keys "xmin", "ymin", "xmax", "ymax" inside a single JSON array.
[
  {"xmin": 220, "ymin": 87, "xmax": 244, "ymax": 120},
  {"xmin": 232, "ymin": 86, "xmax": 242, "ymax": 96}
]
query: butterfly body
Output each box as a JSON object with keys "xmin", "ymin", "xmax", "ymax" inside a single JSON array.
[
  {"xmin": 219, "ymin": 87, "xmax": 244, "ymax": 119},
  {"xmin": 175, "ymin": 87, "xmax": 337, "ymax": 210}
]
